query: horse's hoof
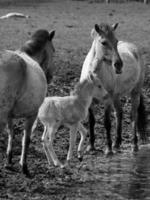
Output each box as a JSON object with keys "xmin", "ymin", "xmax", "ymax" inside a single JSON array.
[
  {"xmin": 77, "ymin": 151, "xmax": 83, "ymax": 162},
  {"xmin": 60, "ymin": 164, "xmax": 65, "ymax": 169},
  {"xmin": 86, "ymin": 145, "xmax": 96, "ymax": 152},
  {"xmin": 132, "ymin": 146, "xmax": 139, "ymax": 153},
  {"xmin": 114, "ymin": 148, "xmax": 122, "ymax": 153},
  {"xmin": 54, "ymin": 161, "xmax": 63, "ymax": 168},
  {"xmin": 78, "ymin": 156, "xmax": 83, "ymax": 162},
  {"xmin": 113, "ymin": 145, "xmax": 121, "ymax": 153},
  {"xmin": 22, "ymin": 165, "xmax": 31, "ymax": 178},
  {"xmin": 64, "ymin": 160, "xmax": 72, "ymax": 168},
  {"xmin": 105, "ymin": 149, "xmax": 114, "ymax": 157},
  {"xmin": 113, "ymin": 143, "xmax": 121, "ymax": 150},
  {"xmin": 4, "ymin": 163, "xmax": 13, "ymax": 171}
]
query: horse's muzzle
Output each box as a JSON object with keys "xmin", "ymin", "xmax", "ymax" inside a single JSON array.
[
  {"xmin": 114, "ymin": 59, "xmax": 123, "ymax": 74},
  {"xmin": 46, "ymin": 72, "xmax": 53, "ymax": 84},
  {"xmin": 115, "ymin": 68, "xmax": 122, "ymax": 74}
]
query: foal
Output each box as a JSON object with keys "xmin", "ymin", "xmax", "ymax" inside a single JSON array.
[{"xmin": 35, "ymin": 72, "xmax": 107, "ymax": 168}]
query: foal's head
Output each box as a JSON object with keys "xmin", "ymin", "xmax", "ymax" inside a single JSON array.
[
  {"xmin": 21, "ymin": 29, "xmax": 55, "ymax": 83},
  {"xmin": 72, "ymin": 72, "xmax": 104, "ymax": 98},
  {"xmin": 91, "ymin": 23, "xmax": 123, "ymax": 74}
]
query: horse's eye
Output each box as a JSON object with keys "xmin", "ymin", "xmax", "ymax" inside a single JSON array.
[{"xmin": 101, "ymin": 41, "xmax": 108, "ymax": 46}]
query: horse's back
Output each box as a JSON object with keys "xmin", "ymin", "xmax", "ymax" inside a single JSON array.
[
  {"xmin": 0, "ymin": 50, "xmax": 47, "ymax": 120},
  {"xmin": 11, "ymin": 51, "xmax": 47, "ymax": 118}
]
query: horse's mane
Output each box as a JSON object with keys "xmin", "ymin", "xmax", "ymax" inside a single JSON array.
[{"xmin": 21, "ymin": 29, "xmax": 51, "ymax": 56}]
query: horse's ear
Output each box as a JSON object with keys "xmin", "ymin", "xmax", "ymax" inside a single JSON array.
[
  {"xmin": 94, "ymin": 24, "xmax": 105, "ymax": 36},
  {"xmin": 91, "ymin": 28, "xmax": 98, "ymax": 39},
  {"xmin": 49, "ymin": 30, "xmax": 55, "ymax": 41},
  {"xmin": 112, "ymin": 23, "xmax": 119, "ymax": 31},
  {"xmin": 89, "ymin": 71, "xmax": 95, "ymax": 82}
]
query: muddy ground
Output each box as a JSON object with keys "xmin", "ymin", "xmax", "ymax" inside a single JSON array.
[{"xmin": 0, "ymin": 0, "xmax": 150, "ymax": 200}]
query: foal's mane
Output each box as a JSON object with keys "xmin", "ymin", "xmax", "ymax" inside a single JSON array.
[
  {"xmin": 71, "ymin": 76, "xmax": 91, "ymax": 96},
  {"xmin": 71, "ymin": 82, "xmax": 82, "ymax": 95},
  {"xmin": 21, "ymin": 30, "xmax": 51, "ymax": 56}
]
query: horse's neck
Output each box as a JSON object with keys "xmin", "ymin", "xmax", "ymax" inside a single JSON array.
[
  {"xmin": 118, "ymin": 41, "xmax": 139, "ymax": 62},
  {"xmin": 75, "ymin": 81, "xmax": 94, "ymax": 113},
  {"xmin": 13, "ymin": 50, "xmax": 40, "ymax": 68},
  {"xmin": 80, "ymin": 41, "xmax": 95, "ymax": 82}
]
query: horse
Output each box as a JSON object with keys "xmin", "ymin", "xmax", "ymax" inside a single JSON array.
[
  {"xmin": 0, "ymin": 12, "xmax": 30, "ymax": 19},
  {"xmin": 0, "ymin": 29, "xmax": 55, "ymax": 175},
  {"xmin": 33, "ymin": 71, "xmax": 108, "ymax": 168},
  {"xmin": 80, "ymin": 23, "xmax": 147, "ymax": 155}
]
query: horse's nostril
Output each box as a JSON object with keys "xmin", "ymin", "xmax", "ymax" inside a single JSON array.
[
  {"xmin": 114, "ymin": 60, "xmax": 123, "ymax": 74},
  {"xmin": 114, "ymin": 60, "xmax": 123, "ymax": 69},
  {"xmin": 114, "ymin": 62, "xmax": 119, "ymax": 68}
]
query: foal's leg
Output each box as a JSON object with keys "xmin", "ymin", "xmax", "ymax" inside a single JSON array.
[
  {"xmin": 113, "ymin": 98, "xmax": 123, "ymax": 151},
  {"xmin": 131, "ymin": 92, "xmax": 140, "ymax": 152},
  {"xmin": 87, "ymin": 107, "xmax": 96, "ymax": 151},
  {"xmin": 6, "ymin": 119, "xmax": 14, "ymax": 167},
  {"xmin": 46, "ymin": 123, "xmax": 63, "ymax": 167},
  {"xmin": 104, "ymin": 104, "xmax": 113, "ymax": 155},
  {"xmin": 19, "ymin": 115, "xmax": 36, "ymax": 175},
  {"xmin": 77, "ymin": 122, "xmax": 87, "ymax": 161},
  {"xmin": 41, "ymin": 125, "xmax": 53, "ymax": 166},
  {"xmin": 66, "ymin": 124, "xmax": 78, "ymax": 164}
]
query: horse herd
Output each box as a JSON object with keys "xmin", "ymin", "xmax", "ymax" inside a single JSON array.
[{"xmin": 0, "ymin": 22, "xmax": 148, "ymax": 176}]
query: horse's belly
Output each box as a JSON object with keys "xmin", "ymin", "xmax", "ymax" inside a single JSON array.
[{"xmin": 12, "ymin": 69, "xmax": 47, "ymax": 118}]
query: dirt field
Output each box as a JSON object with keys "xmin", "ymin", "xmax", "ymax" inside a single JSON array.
[{"xmin": 0, "ymin": 0, "xmax": 150, "ymax": 200}]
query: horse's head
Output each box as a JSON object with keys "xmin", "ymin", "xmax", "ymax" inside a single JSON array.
[
  {"xmin": 91, "ymin": 23, "xmax": 123, "ymax": 74},
  {"xmin": 21, "ymin": 29, "xmax": 55, "ymax": 84},
  {"xmin": 88, "ymin": 71, "xmax": 109, "ymax": 99},
  {"xmin": 40, "ymin": 30, "xmax": 55, "ymax": 84}
]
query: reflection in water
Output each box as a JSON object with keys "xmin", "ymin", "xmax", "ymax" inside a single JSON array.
[
  {"xmin": 65, "ymin": 145, "xmax": 150, "ymax": 200},
  {"xmin": 128, "ymin": 145, "xmax": 150, "ymax": 200}
]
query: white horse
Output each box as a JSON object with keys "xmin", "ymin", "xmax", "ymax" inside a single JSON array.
[
  {"xmin": 33, "ymin": 71, "xmax": 107, "ymax": 168},
  {"xmin": 0, "ymin": 12, "xmax": 30, "ymax": 19},
  {"xmin": 80, "ymin": 23, "xmax": 147, "ymax": 155}
]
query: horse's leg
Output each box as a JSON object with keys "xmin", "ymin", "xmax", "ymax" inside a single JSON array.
[
  {"xmin": 104, "ymin": 104, "xmax": 113, "ymax": 155},
  {"xmin": 113, "ymin": 98, "xmax": 123, "ymax": 151},
  {"xmin": 87, "ymin": 107, "xmax": 96, "ymax": 151},
  {"xmin": 66, "ymin": 124, "xmax": 78, "ymax": 165},
  {"xmin": 5, "ymin": 119, "xmax": 14, "ymax": 168},
  {"xmin": 41, "ymin": 125, "xmax": 54, "ymax": 166},
  {"xmin": 46, "ymin": 123, "xmax": 63, "ymax": 168},
  {"xmin": 131, "ymin": 92, "xmax": 140, "ymax": 152},
  {"xmin": 19, "ymin": 115, "xmax": 37, "ymax": 176},
  {"xmin": 0, "ymin": 119, "xmax": 8, "ymax": 167},
  {"xmin": 77, "ymin": 122, "xmax": 87, "ymax": 161}
]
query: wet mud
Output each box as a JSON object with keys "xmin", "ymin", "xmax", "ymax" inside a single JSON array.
[{"xmin": 0, "ymin": 0, "xmax": 150, "ymax": 199}]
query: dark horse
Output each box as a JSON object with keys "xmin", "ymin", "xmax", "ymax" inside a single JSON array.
[
  {"xmin": 0, "ymin": 29, "xmax": 55, "ymax": 175},
  {"xmin": 80, "ymin": 23, "xmax": 147, "ymax": 155}
]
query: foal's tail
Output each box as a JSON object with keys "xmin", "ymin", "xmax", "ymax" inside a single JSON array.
[{"xmin": 137, "ymin": 95, "xmax": 148, "ymax": 142}]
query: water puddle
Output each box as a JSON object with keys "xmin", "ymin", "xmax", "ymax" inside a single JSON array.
[{"xmin": 63, "ymin": 144, "xmax": 150, "ymax": 200}]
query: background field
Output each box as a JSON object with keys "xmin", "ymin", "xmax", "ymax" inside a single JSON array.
[{"xmin": 0, "ymin": 0, "xmax": 150, "ymax": 199}]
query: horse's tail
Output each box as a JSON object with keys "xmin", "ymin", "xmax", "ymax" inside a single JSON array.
[
  {"xmin": 31, "ymin": 118, "xmax": 38, "ymax": 133},
  {"xmin": 137, "ymin": 94, "xmax": 148, "ymax": 142}
]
